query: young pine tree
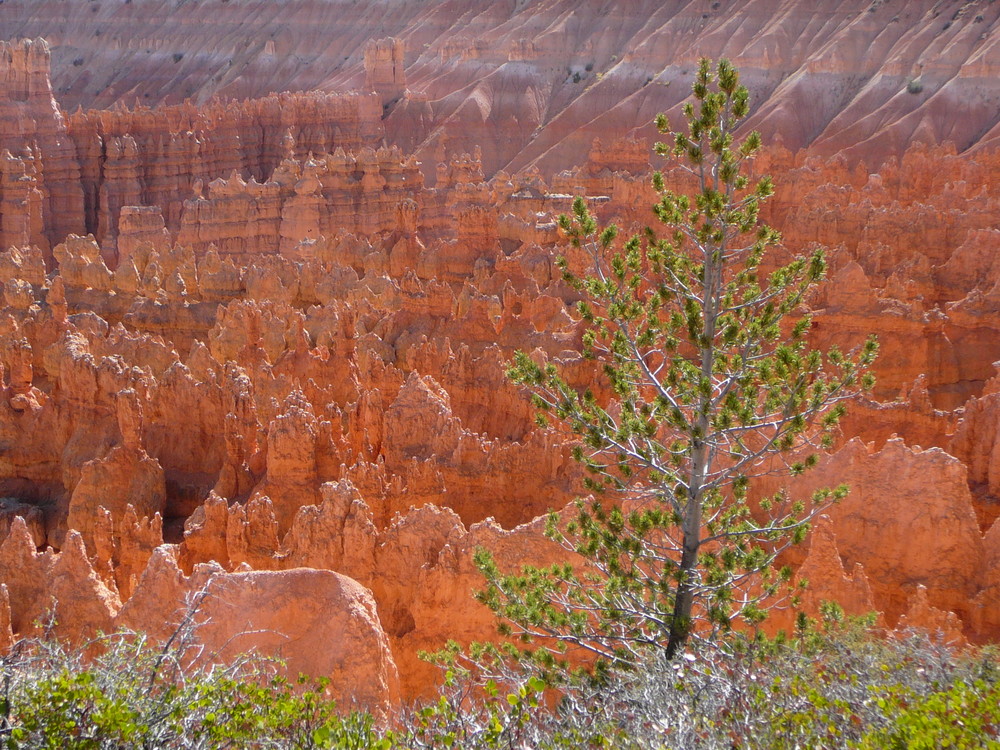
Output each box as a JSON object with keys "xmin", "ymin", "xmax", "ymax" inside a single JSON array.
[{"xmin": 476, "ymin": 58, "xmax": 878, "ymax": 669}]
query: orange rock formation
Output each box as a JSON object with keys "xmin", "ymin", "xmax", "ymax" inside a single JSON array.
[{"xmin": 0, "ymin": 2, "xmax": 999, "ymax": 706}]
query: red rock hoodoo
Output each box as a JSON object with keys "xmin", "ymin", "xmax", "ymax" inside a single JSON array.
[{"xmin": 0, "ymin": 1, "xmax": 999, "ymax": 705}]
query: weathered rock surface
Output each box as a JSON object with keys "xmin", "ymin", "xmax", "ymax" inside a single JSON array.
[
  {"xmin": 0, "ymin": 1, "xmax": 998, "ymax": 703},
  {"xmin": 3, "ymin": 1, "xmax": 998, "ymax": 176},
  {"xmin": 194, "ymin": 568, "xmax": 401, "ymax": 710}
]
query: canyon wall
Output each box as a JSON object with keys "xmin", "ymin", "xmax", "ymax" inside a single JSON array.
[
  {"xmin": 0, "ymin": 0, "xmax": 999, "ymax": 706},
  {"xmin": 2, "ymin": 0, "xmax": 999, "ymax": 176}
]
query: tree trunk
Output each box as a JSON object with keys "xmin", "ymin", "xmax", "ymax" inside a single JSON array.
[{"xmin": 665, "ymin": 536, "xmax": 699, "ymax": 658}]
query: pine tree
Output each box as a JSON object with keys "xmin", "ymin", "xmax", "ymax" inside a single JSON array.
[{"xmin": 476, "ymin": 58, "xmax": 878, "ymax": 668}]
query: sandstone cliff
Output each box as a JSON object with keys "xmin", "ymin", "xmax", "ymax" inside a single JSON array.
[{"xmin": 0, "ymin": 1, "xmax": 998, "ymax": 705}]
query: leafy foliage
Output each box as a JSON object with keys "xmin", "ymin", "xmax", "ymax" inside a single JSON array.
[
  {"xmin": 0, "ymin": 632, "xmax": 387, "ymax": 749},
  {"xmin": 480, "ymin": 57, "xmax": 877, "ymax": 669},
  {"xmin": 856, "ymin": 679, "xmax": 1000, "ymax": 749},
  {"xmin": 5, "ymin": 624, "xmax": 999, "ymax": 749},
  {"xmin": 0, "ymin": 629, "xmax": 605, "ymax": 750}
]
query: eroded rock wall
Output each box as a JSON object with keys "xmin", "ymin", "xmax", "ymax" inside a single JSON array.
[
  {"xmin": 4, "ymin": 1, "xmax": 999, "ymax": 175},
  {"xmin": 0, "ymin": 1, "xmax": 999, "ymax": 705}
]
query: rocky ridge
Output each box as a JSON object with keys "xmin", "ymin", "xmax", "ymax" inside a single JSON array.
[{"xmin": 3, "ymin": 0, "xmax": 999, "ymax": 173}]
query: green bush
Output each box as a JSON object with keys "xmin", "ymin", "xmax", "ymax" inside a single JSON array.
[
  {"xmin": 0, "ymin": 633, "xmax": 389, "ymax": 749},
  {"xmin": 855, "ymin": 680, "xmax": 1000, "ymax": 749}
]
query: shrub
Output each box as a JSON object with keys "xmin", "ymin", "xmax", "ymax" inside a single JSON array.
[
  {"xmin": 425, "ymin": 621, "xmax": 1000, "ymax": 749},
  {"xmin": 0, "ymin": 632, "xmax": 389, "ymax": 749},
  {"xmin": 856, "ymin": 680, "xmax": 1000, "ymax": 749},
  {"xmin": 4, "ymin": 622, "xmax": 999, "ymax": 748}
]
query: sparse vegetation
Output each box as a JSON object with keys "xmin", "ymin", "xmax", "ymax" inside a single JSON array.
[
  {"xmin": 425, "ymin": 614, "xmax": 1000, "ymax": 749},
  {"xmin": 907, "ymin": 78, "xmax": 924, "ymax": 94},
  {"xmin": 6, "ymin": 619, "xmax": 998, "ymax": 748}
]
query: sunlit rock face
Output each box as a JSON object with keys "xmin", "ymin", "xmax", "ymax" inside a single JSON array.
[{"xmin": 0, "ymin": 1, "xmax": 998, "ymax": 703}]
